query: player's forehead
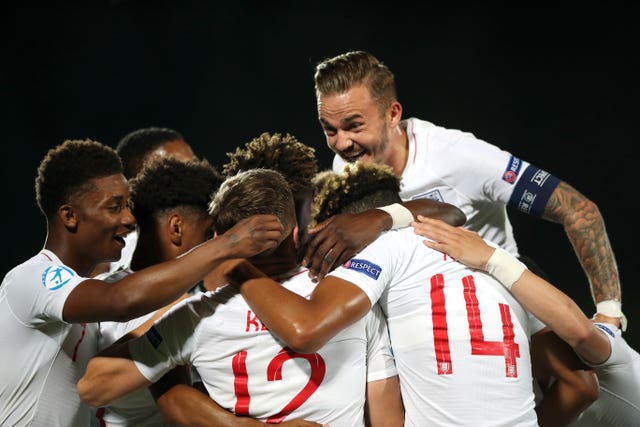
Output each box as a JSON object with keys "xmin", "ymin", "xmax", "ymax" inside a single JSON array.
[
  {"xmin": 78, "ymin": 174, "xmax": 130, "ymax": 204},
  {"xmin": 318, "ymin": 85, "xmax": 379, "ymax": 124},
  {"xmin": 147, "ymin": 140, "xmax": 196, "ymax": 162}
]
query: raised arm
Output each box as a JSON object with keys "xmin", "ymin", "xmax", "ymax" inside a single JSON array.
[
  {"xmin": 412, "ymin": 215, "xmax": 612, "ymax": 365},
  {"xmin": 64, "ymin": 214, "xmax": 283, "ymax": 323},
  {"xmin": 302, "ymin": 198, "xmax": 466, "ymax": 280}
]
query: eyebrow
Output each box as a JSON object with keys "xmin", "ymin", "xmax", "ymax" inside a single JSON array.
[
  {"xmin": 320, "ymin": 113, "xmax": 363, "ymax": 128},
  {"xmin": 106, "ymin": 195, "xmax": 127, "ymax": 204}
]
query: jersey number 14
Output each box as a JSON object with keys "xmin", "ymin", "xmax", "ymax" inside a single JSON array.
[{"xmin": 431, "ymin": 273, "xmax": 520, "ymax": 377}]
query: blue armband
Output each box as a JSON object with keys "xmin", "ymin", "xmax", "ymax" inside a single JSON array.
[{"xmin": 508, "ymin": 166, "xmax": 560, "ymax": 217}]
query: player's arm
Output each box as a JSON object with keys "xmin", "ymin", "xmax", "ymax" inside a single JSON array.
[
  {"xmin": 153, "ymin": 382, "xmax": 324, "ymax": 427},
  {"xmin": 365, "ymin": 376, "xmax": 404, "ymax": 427},
  {"xmin": 64, "ymin": 215, "xmax": 283, "ymax": 323},
  {"xmin": 542, "ymin": 181, "xmax": 624, "ymax": 326},
  {"xmin": 412, "ymin": 215, "xmax": 611, "ymax": 365},
  {"xmin": 77, "ymin": 340, "xmax": 151, "ymax": 407},
  {"xmin": 222, "ymin": 259, "xmax": 372, "ymax": 353},
  {"xmin": 302, "ymin": 198, "xmax": 466, "ymax": 280},
  {"xmin": 531, "ymin": 328, "xmax": 599, "ymax": 427}
]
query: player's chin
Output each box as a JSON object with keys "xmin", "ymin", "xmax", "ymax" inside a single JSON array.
[{"xmin": 104, "ymin": 237, "xmax": 125, "ymax": 261}]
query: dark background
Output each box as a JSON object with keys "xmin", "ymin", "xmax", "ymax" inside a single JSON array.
[{"xmin": 2, "ymin": 2, "xmax": 638, "ymax": 349}]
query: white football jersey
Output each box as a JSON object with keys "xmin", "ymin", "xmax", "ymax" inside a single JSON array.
[
  {"xmin": 92, "ymin": 267, "xmax": 171, "ymax": 427},
  {"xmin": 0, "ymin": 250, "xmax": 99, "ymax": 427},
  {"xmin": 570, "ymin": 323, "xmax": 640, "ymax": 427},
  {"xmin": 333, "ymin": 117, "xmax": 561, "ymax": 257},
  {"xmin": 328, "ymin": 228, "xmax": 542, "ymax": 426},
  {"xmin": 129, "ymin": 266, "xmax": 397, "ymax": 426}
]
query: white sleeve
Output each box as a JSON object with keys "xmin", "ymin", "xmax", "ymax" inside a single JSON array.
[
  {"xmin": 583, "ymin": 323, "xmax": 626, "ymax": 367},
  {"xmin": 128, "ymin": 300, "xmax": 198, "ymax": 383},
  {"xmin": 327, "ymin": 232, "xmax": 397, "ymax": 306},
  {"xmin": 365, "ymin": 303, "xmax": 397, "ymax": 382},
  {"xmin": 8, "ymin": 263, "xmax": 85, "ymax": 325},
  {"xmin": 428, "ymin": 129, "xmax": 530, "ymax": 205}
]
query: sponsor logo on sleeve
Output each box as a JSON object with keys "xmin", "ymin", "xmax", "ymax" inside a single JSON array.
[
  {"xmin": 145, "ymin": 326, "xmax": 163, "ymax": 348},
  {"xmin": 502, "ymin": 155, "xmax": 522, "ymax": 184},
  {"xmin": 343, "ymin": 258, "xmax": 381, "ymax": 280},
  {"xmin": 41, "ymin": 265, "xmax": 75, "ymax": 290}
]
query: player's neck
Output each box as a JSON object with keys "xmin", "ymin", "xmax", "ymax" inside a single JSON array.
[
  {"xmin": 388, "ymin": 125, "xmax": 409, "ymax": 177},
  {"xmin": 43, "ymin": 235, "xmax": 95, "ymax": 277}
]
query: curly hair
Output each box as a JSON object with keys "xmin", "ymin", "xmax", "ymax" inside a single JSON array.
[
  {"xmin": 209, "ymin": 169, "xmax": 295, "ymax": 235},
  {"xmin": 222, "ymin": 132, "xmax": 318, "ymax": 193},
  {"xmin": 129, "ymin": 157, "xmax": 223, "ymax": 227},
  {"xmin": 35, "ymin": 139, "xmax": 123, "ymax": 219},
  {"xmin": 115, "ymin": 127, "xmax": 186, "ymax": 179},
  {"xmin": 314, "ymin": 50, "xmax": 397, "ymax": 114},
  {"xmin": 312, "ymin": 161, "xmax": 402, "ymax": 224}
]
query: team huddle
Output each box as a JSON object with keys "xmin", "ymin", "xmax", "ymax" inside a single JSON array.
[{"xmin": 1, "ymin": 51, "xmax": 637, "ymax": 427}]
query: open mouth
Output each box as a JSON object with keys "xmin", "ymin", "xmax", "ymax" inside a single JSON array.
[
  {"xmin": 343, "ymin": 151, "xmax": 365, "ymax": 162},
  {"xmin": 114, "ymin": 235, "xmax": 126, "ymax": 247}
]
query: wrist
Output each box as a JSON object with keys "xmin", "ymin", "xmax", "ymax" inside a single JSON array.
[
  {"xmin": 485, "ymin": 248, "xmax": 526, "ymax": 290},
  {"xmin": 375, "ymin": 203, "xmax": 414, "ymax": 230},
  {"xmin": 596, "ymin": 300, "xmax": 627, "ymax": 331}
]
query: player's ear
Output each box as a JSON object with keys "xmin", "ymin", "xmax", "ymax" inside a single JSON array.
[
  {"xmin": 168, "ymin": 214, "xmax": 183, "ymax": 246},
  {"xmin": 388, "ymin": 101, "xmax": 403, "ymax": 127},
  {"xmin": 58, "ymin": 204, "xmax": 78, "ymax": 231},
  {"xmin": 293, "ymin": 225, "xmax": 300, "ymax": 248}
]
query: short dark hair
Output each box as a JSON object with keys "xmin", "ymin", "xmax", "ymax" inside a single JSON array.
[
  {"xmin": 312, "ymin": 161, "xmax": 402, "ymax": 224},
  {"xmin": 116, "ymin": 127, "xmax": 186, "ymax": 178},
  {"xmin": 222, "ymin": 132, "xmax": 318, "ymax": 194},
  {"xmin": 209, "ymin": 168, "xmax": 296, "ymax": 235},
  {"xmin": 129, "ymin": 157, "xmax": 223, "ymax": 228},
  {"xmin": 314, "ymin": 50, "xmax": 397, "ymax": 113},
  {"xmin": 35, "ymin": 139, "xmax": 123, "ymax": 219}
]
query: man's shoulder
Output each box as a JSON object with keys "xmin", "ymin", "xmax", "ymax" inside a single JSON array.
[
  {"xmin": 406, "ymin": 117, "xmax": 479, "ymax": 142},
  {"xmin": 4, "ymin": 251, "xmax": 71, "ymax": 284},
  {"xmin": 362, "ymin": 227, "xmax": 427, "ymax": 258}
]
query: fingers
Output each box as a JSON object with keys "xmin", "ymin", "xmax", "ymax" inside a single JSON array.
[
  {"xmin": 302, "ymin": 229, "xmax": 339, "ymax": 277},
  {"xmin": 225, "ymin": 215, "xmax": 285, "ymax": 256},
  {"xmin": 306, "ymin": 242, "xmax": 335, "ymax": 279},
  {"xmin": 307, "ymin": 216, "xmax": 334, "ymax": 235},
  {"xmin": 316, "ymin": 242, "xmax": 349, "ymax": 280}
]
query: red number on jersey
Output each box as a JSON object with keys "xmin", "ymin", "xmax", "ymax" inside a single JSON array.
[
  {"xmin": 431, "ymin": 273, "xmax": 520, "ymax": 377},
  {"xmin": 232, "ymin": 347, "xmax": 326, "ymax": 422}
]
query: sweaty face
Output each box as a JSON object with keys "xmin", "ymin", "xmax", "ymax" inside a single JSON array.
[
  {"xmin": 73, "ymin": 174, "xmax": 136, "ymax": 264},
  {"xmin": 318, "ymin": 85, "xmax": 391, "ymax": 166}
]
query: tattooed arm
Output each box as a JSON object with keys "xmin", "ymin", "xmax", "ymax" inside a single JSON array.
[{"xmin": 542, "ymin": 182, "xmax": 622, "ymax": 320}]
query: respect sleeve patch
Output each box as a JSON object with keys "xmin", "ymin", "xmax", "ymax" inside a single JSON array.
[
  {"xmin": 343, "ymin": 259, "xmax": 382, "ymax": 280},
  {"xmin": 508, "ymin": 166, "xmax": 560, "ymax": 217},
  {"xmin": 502, "ymin": 155, "xmax": 523, "ymax": 184}
]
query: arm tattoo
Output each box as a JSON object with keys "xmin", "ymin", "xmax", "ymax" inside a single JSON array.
[{"xmin": 543, "ymin": 181, "xmax": 621, "ymax": 304}]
